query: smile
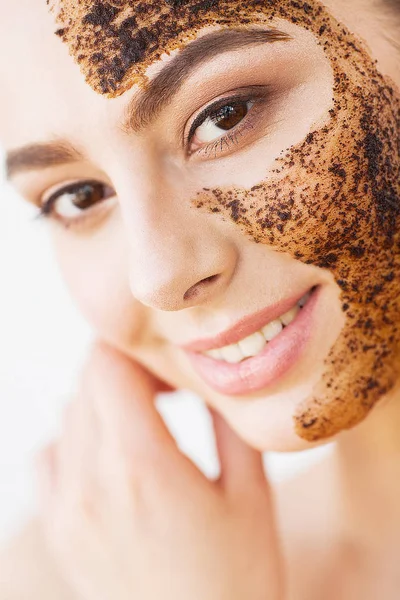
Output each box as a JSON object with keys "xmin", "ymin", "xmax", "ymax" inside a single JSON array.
[
  {"xmin": 202, "ymin": 291, "xmax": 311, "ymax": 364},
  {"xmin": 183, "ymin": 286, "xmax": 320, "ymax": 396}
]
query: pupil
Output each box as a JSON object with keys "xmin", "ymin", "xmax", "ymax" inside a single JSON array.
[
  {"xmin": 72, "ymin": 183, "xmax": 102, "ymax": 209},
  {"xmin": 216, "ymin": 103, "xmax": 248, "ymax": 131}
]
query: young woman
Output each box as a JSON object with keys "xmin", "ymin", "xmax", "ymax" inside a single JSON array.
[{"xmin": 0, "ymin": 0, "xmax": 399, "ymax": 598}]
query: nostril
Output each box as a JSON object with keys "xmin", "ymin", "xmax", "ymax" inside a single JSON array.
[
  {"xmin": 201, "ymin": 274, "xmax": 219, "ymax": 285},
  {"xmin": 183, "ymin": 274, "xmax": 220, "ymax": 302}
]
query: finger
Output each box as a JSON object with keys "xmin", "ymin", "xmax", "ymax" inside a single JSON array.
[
  {"xmin": 57, "ymin": 396, "xmax": 99, "ymax": 502},
  {"xmin": 210, "ymin": 408, "xmax": 268, "ymax": 497},
  {"xmin": 84, "ymin": 342, "xmax": 181, "ymax": 466}
]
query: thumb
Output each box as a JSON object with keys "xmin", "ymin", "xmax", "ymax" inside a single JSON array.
[{"xmin": 210, "ymin": 408, "xmax": 268, "ymax": 496}]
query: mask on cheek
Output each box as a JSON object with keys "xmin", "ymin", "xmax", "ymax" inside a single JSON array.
[
  {"xmin": 50, "ymin": 0, "xmax": 400, "ymax": 442},
  {"xmin": 194, "ymin": 8, "xmax": 400, "ymax": 442}
]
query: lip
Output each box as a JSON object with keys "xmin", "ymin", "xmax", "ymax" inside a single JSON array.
[
  {"xmin": 181, "ymin": 287, "xmax": 314, "ymax": 353},
  {"xmin": 184, "ymin": 286, "xmax": 320, "ymax": 396}
]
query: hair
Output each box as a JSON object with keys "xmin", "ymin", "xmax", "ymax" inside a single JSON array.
[
  {"xmin": 384, "ymin": 0, "xmax": 400, "ymax": 9},
  {"xmin": 378, "ymin": 0, "xmax": 400, "ymax": 54},
  {"xmin": 382, "ymin": 0, "xmax": 400, "ymax": 19}
]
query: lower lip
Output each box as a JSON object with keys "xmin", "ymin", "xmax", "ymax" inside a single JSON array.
[{"xmin": 185, "ymin": 287, "xmax": 320, "ymax": 396}]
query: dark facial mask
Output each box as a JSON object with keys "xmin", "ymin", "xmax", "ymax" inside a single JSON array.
[{"xmin": 50, "ymin": 0, "xmax": 400, "ymax": 442}]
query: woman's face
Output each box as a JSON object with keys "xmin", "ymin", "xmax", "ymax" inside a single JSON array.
[{"xmin": 1, "ymin": 0, "xmax": 399, "ymax": 451}]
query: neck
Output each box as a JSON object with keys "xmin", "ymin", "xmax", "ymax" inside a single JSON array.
[{"xmin": 334, "ymin": 384, "xmax": 400, "ymax": 554}]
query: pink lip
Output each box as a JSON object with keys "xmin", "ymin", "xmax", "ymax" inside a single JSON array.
[
  {"xmin": 181, "ymin": 288, "xmax": 313, "ymax": 353},
  {"xmin": 184, "ymin": 287, "xmax": 320, "ymax": 396}
]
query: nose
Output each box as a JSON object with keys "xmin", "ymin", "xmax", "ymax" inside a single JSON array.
[{"xmin": 119, "ymin": 174, "xmax": 238, "ymax": 312}]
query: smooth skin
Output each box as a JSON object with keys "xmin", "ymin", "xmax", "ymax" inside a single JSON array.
[
  {"xmin": 37, "ymin": 343, "xmax": 284, "ymax": 600},
  {"xmin": 0, "ymin": 0, "xmax": 400, "ymax": 598}
]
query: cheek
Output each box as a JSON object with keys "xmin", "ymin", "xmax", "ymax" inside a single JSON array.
[
  {"xmin": 51, "ymin": 229, "xmax": 147, "ymax": 347},
  {"xmin": 193, "ymin": 33, "xmax": 400, "ymax": 442}
]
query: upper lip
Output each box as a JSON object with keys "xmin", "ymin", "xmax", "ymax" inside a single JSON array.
[{"xmin": 180, "ymin": 287, "xmax": 313, "ymax": 354}]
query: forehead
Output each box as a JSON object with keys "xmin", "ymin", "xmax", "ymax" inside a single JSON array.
[
  {"xmin": 0, "ymin": 0, "xmax": 102, "ymax": 147},
  {"xmin": 0, "ymin": 0, "xmax": 294, "ymax": 144},
  {"xmin": 51, "ymin": 0, "xmax": 336, "ymax": 97},
  {"xmin": 0, "ymin": 0, "xmax": 379, "ymax": 150}
]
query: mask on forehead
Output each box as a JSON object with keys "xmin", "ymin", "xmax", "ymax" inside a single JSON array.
[{"xmin": 50, "ymin": 0, "xmax": 400, "ymax": 443}]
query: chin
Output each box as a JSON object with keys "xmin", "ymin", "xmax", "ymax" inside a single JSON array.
[
  {"xmin": 224, "ymin": 408, "xmax": 327, "ymax": 453},
  {"xmin": 213, "ymin": 382, "xmax": 334, "ymax": 453},
  {"xmin": 130, "ymin": 336, "xmax": 336, "ymax": 452}
]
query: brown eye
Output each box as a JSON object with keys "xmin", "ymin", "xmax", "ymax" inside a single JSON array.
[
  {"xmin": 213, "ymin": 103, "xmax": 249, "ymax": 131},
  {"xmin": 68, "ymin": 182, "xmax": 104, "ymax": 210},
  {"xmin": 191, "ymin": 100, "xmax": 254, "ymax": 146},
  {"xmin": 41, "ymin": 180, "xmax": 115, "ymax": 220}
]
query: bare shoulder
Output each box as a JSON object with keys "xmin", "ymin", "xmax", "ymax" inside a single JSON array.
[{"xmin": 0, "ymin": 518, "xmax": 76, "ymax": 600}]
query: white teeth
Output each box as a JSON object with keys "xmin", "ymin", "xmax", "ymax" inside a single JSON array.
[
  {"xmin": 203, "ymin": 291, "xmax": 311, "ymax": 363},
  {"xmin": 207, "ymin": 348, "xmax": 223, "ymax": 360},
  {"xmin": 261, "ymin": 319, "xmax": 283, "ymax": 341},
  {"xmin": 280, "ymin": 305, "xmax": 300, "ymax": 327},
  {"xmin": 219, "ymin": 343, "xmax": 245, "ymax": 364},
  {"xmin": 238, "ymin": 331, "xmax": 267, "ymax": 358}
]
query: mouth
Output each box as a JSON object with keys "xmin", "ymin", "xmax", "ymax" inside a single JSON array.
[{"xmin": 183, "ymin": 286, "xmax": 320, "ymax": 396}]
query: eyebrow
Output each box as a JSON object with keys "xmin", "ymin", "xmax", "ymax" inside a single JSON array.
[
  {"xmin": 124, "ymin": 28, "xmax": 291, "ymax": 132},
  {"xmin": 5, "ymin": 27, "xmax": 290, "ymax": 181},
  {"xmin": 5, "ymin": 140, "xmax": 84, "ymax": 180}
]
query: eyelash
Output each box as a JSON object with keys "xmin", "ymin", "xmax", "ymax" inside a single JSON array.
[
  {"xmin": 193, "ymin": 117, "xmax": 255, "ymax": 160},
  {"xmin": 36, "ymin": 180, "xmax": 115, "ymax": 226},
  {"xmin": 36, "ymin": 88, "xmax": 270, "ymax": 226},
  {"xmin": 185, "ymin": 87, "xmax": 270, "ymax": 158}
]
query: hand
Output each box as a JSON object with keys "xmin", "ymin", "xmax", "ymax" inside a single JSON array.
[{"xmin": 36, "ymin": 342, "xmax": 285, "ymax": 600}]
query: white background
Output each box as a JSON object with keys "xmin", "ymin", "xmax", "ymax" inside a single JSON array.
[{"xmin": 0, "ymin": 158, "xmax": 330, "ymax": 548}]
